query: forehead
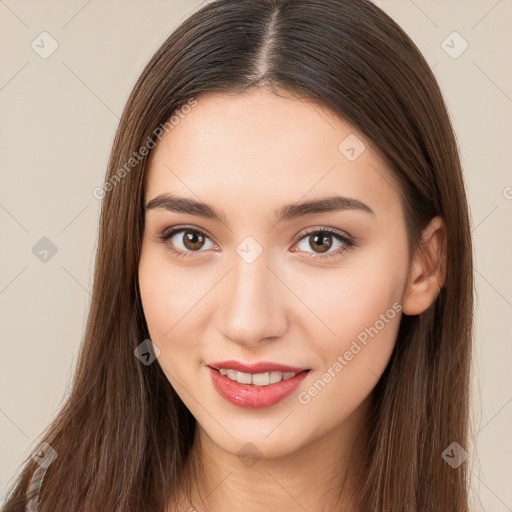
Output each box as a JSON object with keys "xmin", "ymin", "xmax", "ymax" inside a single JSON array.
[{"xmin": 144, "ymin": 89, "xmax": 402, "ymax": 224}]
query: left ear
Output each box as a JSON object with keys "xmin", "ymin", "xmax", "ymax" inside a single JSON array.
[{"xmin": 402, "ymin": 216, "xmax": 447, "ymax": 316}]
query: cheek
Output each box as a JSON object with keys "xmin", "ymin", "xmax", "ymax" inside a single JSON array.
[
  {"xmin": 139, "ymin": 244, "xmax": 201, "ymax": 333},
  {"xmin": 289, "ymin": 240, "xmax": 407, "ymax": 418},
  {"xmin": 294, "ymin": 269, "xmax": 403, "ymax": 430},
  {"xmin": 292, "ymin": 243, "xmax": 406, "ymax": 349},
  {"xmin": 138, "ymin": 245, "xmax": 213, "ymax": 379},
  {"xmin": 138, "ymin": 247, "xmax": 181, "ymax": 349}
]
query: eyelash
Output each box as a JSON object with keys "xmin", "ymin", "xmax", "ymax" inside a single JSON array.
[{"xmin": 157, "ymin": 225, "xmax": 355, "ymax": 261}]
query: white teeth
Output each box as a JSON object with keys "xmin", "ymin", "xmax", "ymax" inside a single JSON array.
[
  {"xmin": 269, "ymin": 371, "xmax": 282, "ymax": 384},
  {"xmin": 252, "ymin": 372, "xmax": 270, "ymax": 386},
  {"xmin": 226, "ymin": 369, "xmax": 238, "ymax": 381},
  {"xmin": 236, "ymin": 372, "xmax": 253, "ymax": 384},
  {"xmin": 218, "ymin": 368, "xmax": 299, "ymax": 386}
]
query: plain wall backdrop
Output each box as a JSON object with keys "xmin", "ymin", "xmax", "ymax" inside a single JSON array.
[{"xmin": 1, "ymin": 0, "xmax": 511, "ymax": 510}]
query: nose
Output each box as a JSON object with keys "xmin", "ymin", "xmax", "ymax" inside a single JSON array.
[{"xmin": 217, "ymin": 253, "xmax": 289, "ymax": 347}]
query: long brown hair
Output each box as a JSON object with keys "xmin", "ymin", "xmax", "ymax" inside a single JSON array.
[{"xmin": 2, "ymin": 0, "xmax": 473, "ymax": 510}]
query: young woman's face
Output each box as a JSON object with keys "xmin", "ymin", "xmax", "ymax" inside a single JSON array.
[{"xmin": 139, "ymin": 89, "xmax": 410, "ymax": 458}]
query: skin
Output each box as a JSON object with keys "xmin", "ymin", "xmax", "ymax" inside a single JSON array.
[{"xmin": 138, "ymin": 89, "xmax": 446, "ymax": 512}]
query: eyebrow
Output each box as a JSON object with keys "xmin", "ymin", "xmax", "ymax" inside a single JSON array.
[{"xmin": 145, "ymin": 193, "xmax": 376, "ymax": 226}]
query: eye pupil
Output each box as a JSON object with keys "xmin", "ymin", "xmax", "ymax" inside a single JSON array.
[
  {"xmin": 183, "ymin": 230, "xmax": 205, "ymax": 250},
  {"xmin": 310, "ymin": 232, "xmax": 332, "ymax": 253}
]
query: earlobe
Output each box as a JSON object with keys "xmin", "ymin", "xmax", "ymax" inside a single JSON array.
[{"xmin": 402, "ymin": 216, "xmax": 447, "ymax": 316}]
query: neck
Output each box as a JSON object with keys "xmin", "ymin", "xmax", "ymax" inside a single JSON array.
[{"xmin": 175, "ymin": 396, "xmax": 371, "ymax": 512}]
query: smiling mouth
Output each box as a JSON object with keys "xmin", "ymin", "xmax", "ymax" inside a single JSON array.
[
  {"xmin": 207, "ymin": 365, "xmax": 311, "ymax": 409},
  {"xmin": 209, "ymin": 366, "xmax": 310, "ymax": 386}
]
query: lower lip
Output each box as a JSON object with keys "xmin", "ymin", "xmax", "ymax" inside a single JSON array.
[{"xmin": 208, "ymin": 367, "xmax": 310, "ymax": 409}]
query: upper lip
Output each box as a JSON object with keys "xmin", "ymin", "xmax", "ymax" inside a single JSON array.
[{"xmin": 208, "ymin": 360, "xmax": 309, "ymax": 374}]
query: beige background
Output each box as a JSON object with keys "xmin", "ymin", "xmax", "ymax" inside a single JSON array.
[{"xmin": 1, "ymin": 0, "xmax": 511, "ymax": 509}]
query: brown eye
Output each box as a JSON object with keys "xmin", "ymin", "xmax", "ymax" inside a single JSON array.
[
  {"xmin": 159, "ymin": 226, "xmax": 216, "ymax": 257},
  {"xmin": 181, "ymin": 230, "xmax": 206, "ymax": 251},
  {"xmin": 308, "ymin": 232, "xmax": 333, "ymax": 253},
  {"xmin": 293, "ymin": 228, "xmax": 354, "ymax": 260}
]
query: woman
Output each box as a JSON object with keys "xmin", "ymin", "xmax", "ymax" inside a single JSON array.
[{"xmin": 2, "ymin": 0, "xmax": 473, "ymax": 510}]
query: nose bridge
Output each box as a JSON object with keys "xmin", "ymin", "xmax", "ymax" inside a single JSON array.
[{"xmin": 218, "ymin": 249, "xmax": 287, "ymax": 345}]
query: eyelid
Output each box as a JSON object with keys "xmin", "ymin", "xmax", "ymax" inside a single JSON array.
[
  {"xmin": 291, "ymin": 226, "xmax": 355, "ymax": 260},
  {"xmin": 293, "ymin": 226, "xmax": 353, "ymax": 244},
  {"xmin": 158, "ymin": 224, "xmax": 218, "ymax": 256},
  {"xmin": 160, "ymin": 224, "xmax": 216, "ymax": 242}
]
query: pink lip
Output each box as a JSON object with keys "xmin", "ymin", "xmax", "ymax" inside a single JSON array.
[
  {"xmin": 208, "ymin": 360, "xmax": 309, "ymax": 373},
  {"xmin": 207, "ymin": 366, "xmax": 311, "ymax": 409}
]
